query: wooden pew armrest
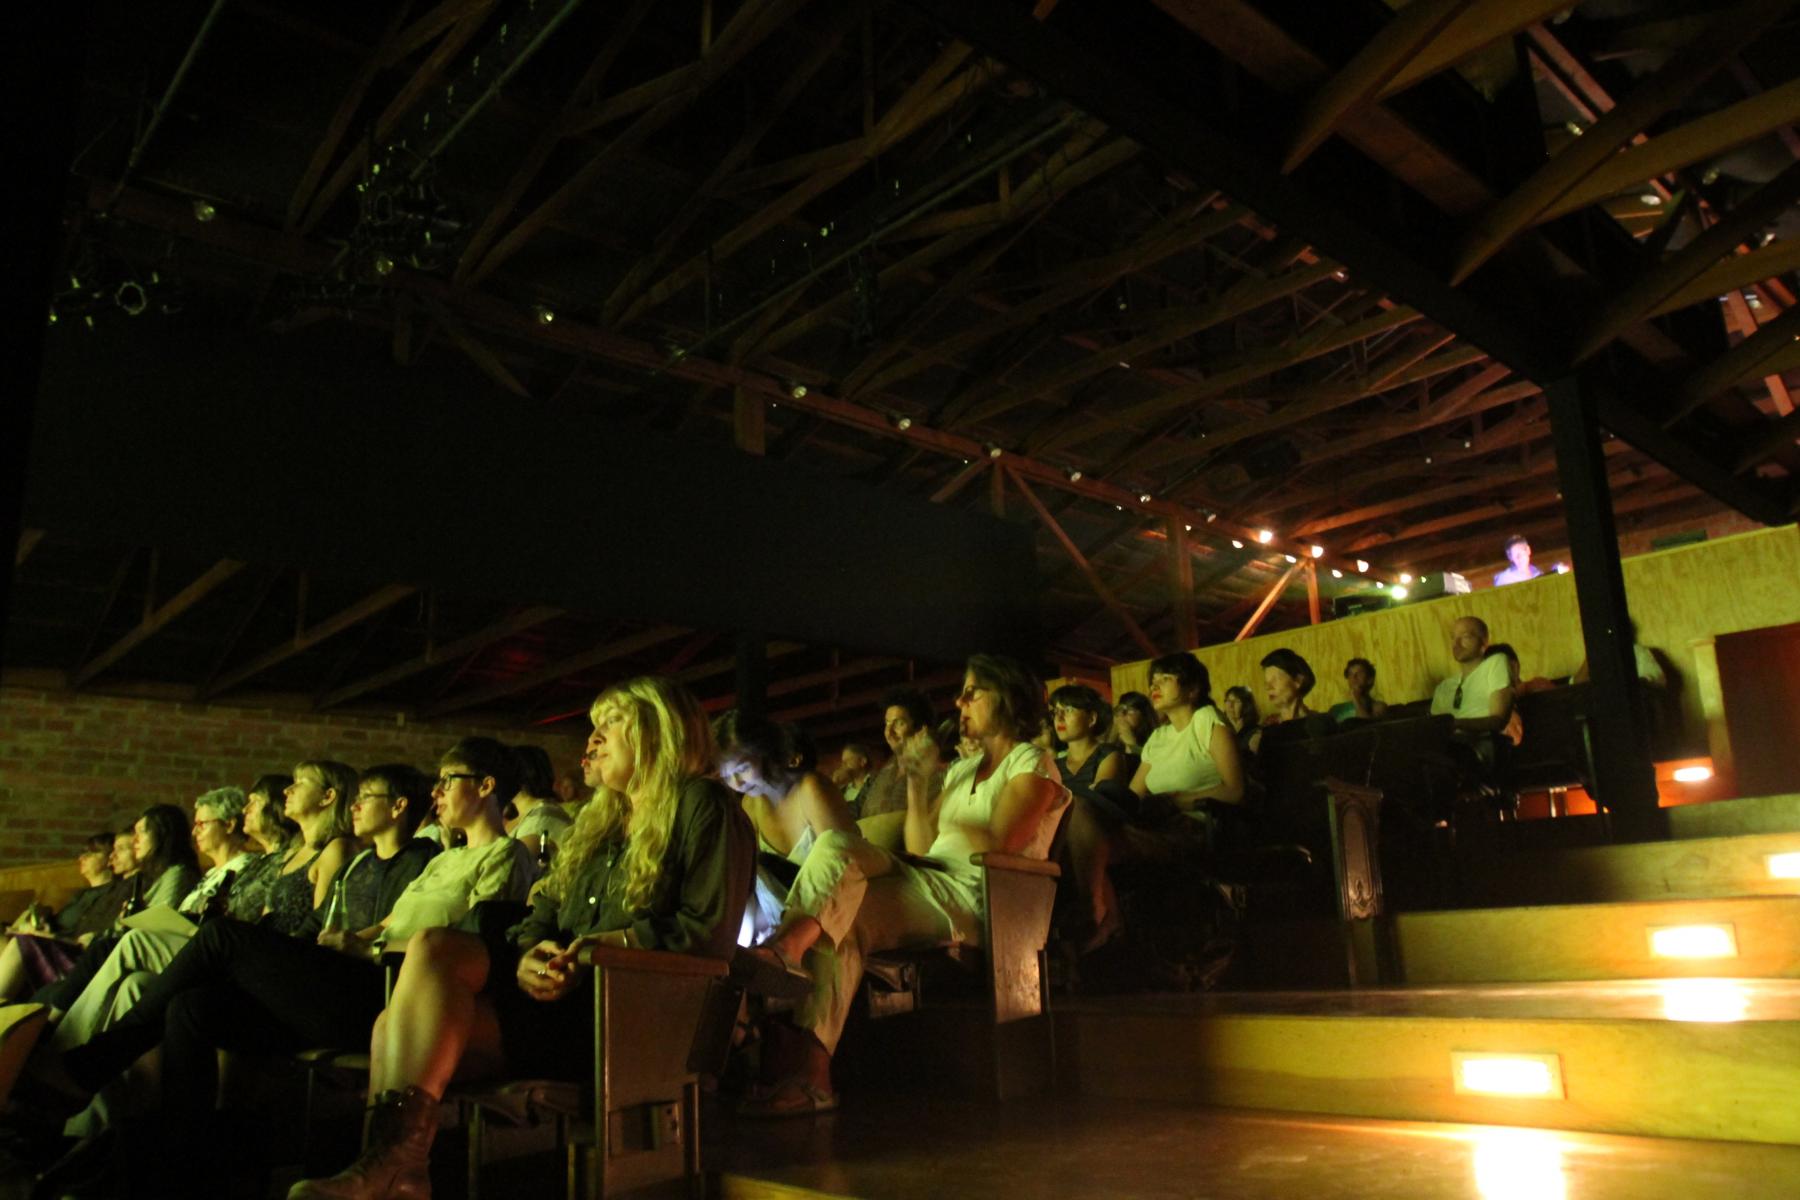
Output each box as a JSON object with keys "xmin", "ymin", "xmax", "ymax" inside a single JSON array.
[
  {"xmin": 576, "ymin": 943, "xmax": 730, "ymax": 977},
  {"xmin": 972, "ymin": 852, "xmax": 1061, "ymax": 878}
]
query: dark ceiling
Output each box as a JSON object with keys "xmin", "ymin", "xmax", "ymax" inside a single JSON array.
[{"xmin": 9, "ymin": 0, "xmax": 1800, "ymax": 735}]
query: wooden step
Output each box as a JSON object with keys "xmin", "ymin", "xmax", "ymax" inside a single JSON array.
[
  {"xmin": 1054, "ymin": 980, "xmax": 1800, "ymax": 1145},
  {"xmin": 1457, "ymin": 829, "xmax": 1800, "ymax": 906},
  {"xmin": 1242, "ymin": 894, "xmax": 1800, "ymax": 988},
  {"xmin": 1666, "ymin": 792, "xmax": 1800, "ymax": 838}
]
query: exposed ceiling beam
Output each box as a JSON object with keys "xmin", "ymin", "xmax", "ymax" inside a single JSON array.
[
  {"xmin": 74, "ymin": 560, "xmax": 244, "ymax": 687},
  {"xmin": 425, "ymin": 623, "xmax": 687, "ymax": 717},
  {"xmin": 317, "ymin": 603, "xmax": 566, "ymax": 709},
  {"xmin": 204, "ymin": 584, "xmax": 417, "ymax": 699}
]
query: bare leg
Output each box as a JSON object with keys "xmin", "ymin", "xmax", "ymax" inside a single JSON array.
[
  {"xmin": 0, "ymin": 936, "xmax": 26, "ymax": 1001},
  {"xmin": 375, "ymin": 928, "xmax": 506, "ymax": 1099},
  {"xmin": 1065, "ymin": 800, "xmax": 1117, "ymax": 932},
  {"xmin": 762, "ymin": 916, "xmax": 823, "ymax": 965},
  {"xmin": 365, "ymin": 1011, "xmax": 387, "ymax": 1104}
]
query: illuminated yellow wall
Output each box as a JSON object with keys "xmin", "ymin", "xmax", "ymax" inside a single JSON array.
[{"xmin": 1111, "ymin": 524, "xmax": 1800, "ymax": 750}]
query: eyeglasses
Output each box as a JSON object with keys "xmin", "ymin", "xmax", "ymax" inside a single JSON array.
[
  {"xmin": 434, "ymin": 772, "xmax": 482, "ymax": 791},
  {"xmin": 1051, "ymin": 705, "xmax": 1086, "ymax": 719},
  {"xmin": 354, "ymin": 791, "xmax": 393, "ymax": 804}
]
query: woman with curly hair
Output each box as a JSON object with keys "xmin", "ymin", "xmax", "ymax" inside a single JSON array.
[{"xmin": 286, "ymin": 677, "xmax": 753, "ymax": 1200}]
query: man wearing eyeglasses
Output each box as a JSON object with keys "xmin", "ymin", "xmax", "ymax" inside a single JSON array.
[{"xmin": 1429, "ymin": 616, "xmax": 1516, "ymax": 738}]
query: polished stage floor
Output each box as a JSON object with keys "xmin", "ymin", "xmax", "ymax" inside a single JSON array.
[{"xmin": 712, "ymin": 1093, "xmax": 1800, "ymax": 1200}]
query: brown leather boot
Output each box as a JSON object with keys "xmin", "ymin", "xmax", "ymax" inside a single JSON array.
[{"xmin": 287, "ymin": 1086, "xmax": 438, "ymax": 1199}]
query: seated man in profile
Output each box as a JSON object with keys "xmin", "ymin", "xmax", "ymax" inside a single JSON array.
[
  {"xmin": 1429, "ymin": 616, "xmax": 1516, "ymax": 742},
  {"xmin": 856, "ymin": 687, "xmax": 942, "ymax": 820}
]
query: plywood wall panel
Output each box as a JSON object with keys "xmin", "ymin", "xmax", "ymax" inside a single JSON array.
[{"xmin": 1113, "ymin": 526, "xmax": 1800, "ymax": 754}]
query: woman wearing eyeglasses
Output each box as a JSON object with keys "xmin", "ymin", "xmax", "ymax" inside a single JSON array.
[
  {"xmin": 740, "ymin": 654, "xmax": 1069, "ymax": 1116},
  {"xmin": 42, "ymin": 741, "xmax": 534, "ymax": 1195}
]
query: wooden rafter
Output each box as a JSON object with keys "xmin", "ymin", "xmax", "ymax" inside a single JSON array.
[
  {"xmin": 704, "ymin": 655, "xmax": 904, "ymax": 714},
  {"xmin": 1646, "ymin": 237, "xmax": 1800, "ymax": 319},
  {"xmin": 204, "ymin": 584, "xmax": 417, "ymax": 699},
  {"xmin": 465, "ymin": 0, "xmax": 812, "ymax": 289},
  {"xmin": 316, "ymin": 604, "xmax": 566, "ymax": 709},
  {"xmin": 1005, "ymin": 464, "xmax": 1158, "ymax": 657},
  {"xmin": 1449, "ymin": 0, "xmax": 1797, "ymax": 284},
  {"xmin": 426, "ymin": 623, "xmax": 687, "ymax": 716},
  {"xmin": 1281, "ymin": 0, "xmax": 1475, "ymax": 174},
  {"xmin": 75, "ymin": 560, "xmax": 244, "ymax": 687},
  {"xmin": 451, "ymin": 0, "xmax": 657, "ymax": 282},
  {"xmin": 1234, "ymin": 561, "xmax": 1301, "ymax": 641},
  {"xmin": 1666, "ymin": 303, "xmax": 1800, "ymax": 425}
]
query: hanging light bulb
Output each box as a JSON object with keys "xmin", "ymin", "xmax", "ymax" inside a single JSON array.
[{"xmin": 1256, "ymin": 529, "xmax": 1274, "ymax": 544}]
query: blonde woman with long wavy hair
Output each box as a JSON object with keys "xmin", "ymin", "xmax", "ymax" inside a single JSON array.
[{"xmin": 288, "ymin": 676, "xmax": 755, "ymax": 1200}]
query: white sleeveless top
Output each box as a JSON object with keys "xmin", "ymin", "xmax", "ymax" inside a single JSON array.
[
  {"xmin": 1141, "ymin": 705, "xmax": 1228, "ymax": 796},
  {"xmin": 928, "ymin": 742, "xmax": 1067, "ymax": 884}
]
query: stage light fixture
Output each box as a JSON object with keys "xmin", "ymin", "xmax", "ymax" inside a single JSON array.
[
  {"xmin": 1205, "ymin": 511, "xmax": 1218, "ymax": 523},
  {"xmin": 1452, "ymin": 1052, "xmax": 1564, "ymax": 1099},
  {"xmin": 1231, "ymin": 539, "xmax": 1244, "ymax": 549},
  {"xmin": 1309, "ymin": 545, "xmax": 1324, "ymax": 558},
  {"xmin": 192, "ymin": 199, "xmax": 217, "ymax": 223},
  {"xmin": 1331, "ymin": 569, "xmax": 1343, "ymax": 579},
  {"xmin": 1065, "ymin": 466, "xmax": 1082, "ymax": 482},
  {"xmin": 1399, "ymin": 572, "xmax": 1414, "ymax": 585},
  {"xmin": 1284, "ymin": 554, "xmax": 1297, "ymax": 564},
  {"xmin": 986, "ymin": 444, "xmax": 1004, "ymax": 459},
  {"xmin": 1391, "ymin": 585, "xmax": 1408, "ymax": 599},
  {"xmin": 372, "ymin": 253, "xmax": 395, "ymax": 277},
  {"xmin": 1256, "ymin": 529, "xmax": 1273, "ymax": 544},
  {"xmin": 893, "ymin": 414, "xmax": 914, "ymax": 431},
  {"xmin": 1355, "ymin": 559, "xmax": 1369, "ymax": 573},
  {"xmin": 789, "ymin": 382, "xmax": 808, "ymax": 399},
  {"xmin": 1184, "ymin": 524, "xmax": 1192, "ymax": 532},
  {"xmin": 1766, "ymin": 852, "xmax": 1800, "ymax": 880},
  {"xmin": 1639, "ymin": 192, "xmax": 1662, "ymax": 206},
  {"xmin": 1648, "ymin": 924, "xmax": 1737, "ymax": 959},
  {"xmin": 1672, "ymin": 765, "xmax": 1712, "ymax": 784},
  {"xmin": 1139, "ymin": 493, "xmax": 1153, "ymax": 504},
  {"xmin": 532, "ymin": 304, "xmax": 555, "ymax": 325}
]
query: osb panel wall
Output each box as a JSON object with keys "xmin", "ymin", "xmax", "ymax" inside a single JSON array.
[
  {"xmin": 1112, "ymin": 525, "xmax": 1800, "ymax": 748},
  {"xmin": 0, "ymin": 687, "xmax": 586, "ymax": 869}
]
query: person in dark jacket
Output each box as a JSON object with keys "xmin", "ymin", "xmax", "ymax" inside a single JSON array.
[{"xmin": 287, "ymin": 675, "xmax": 754, "ymax": 1200}]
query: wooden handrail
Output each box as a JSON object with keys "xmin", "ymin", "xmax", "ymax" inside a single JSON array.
[
  {"xmin": 577, "ymin": 943, "xmax": 730, "ymax": 977},
  {"xmin": 972, "ymin": 852, "xmax": 1061, "ymax": 878}
]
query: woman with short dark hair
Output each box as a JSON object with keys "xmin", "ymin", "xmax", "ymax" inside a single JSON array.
[
  {"xmin": 1249, "ymin": 648, "xmax": 1329, "ymax": 754},
  {"xmin": 741, "ymin": 654, "xmax": 1069, "ymax": 1115}
]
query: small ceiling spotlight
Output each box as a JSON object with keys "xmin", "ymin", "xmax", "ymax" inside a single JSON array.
[
  {"xmin": 1139, "ymin": 493, "xmax": 1153, "ymax": 504},
  {"xmin": 372, "ymin": 253, "xmax": 395, "ymax": 277},
  {"xmin": 1309, "ymin": 545, "xmax": 1324, "ymax": 558},
  {"xmin": 1205, "ymin": 510, "xmax": 1218, "ymax": 523},
  {"xmin": 1065, "ymin": 466, "xmax": 1083, "ymax": 482},
  {"xmin": 1331, "ymin": 569, "xmax": 1343, "ymax": 579},
  {"xmin": 1256, "ymin": 529, "xmax": 1274, "ymax": 544},
  {"xmin": 986, "ymin": 444, "xmax": 1004, "ymax": 459},
  {"xmin": 1355, "ymin": 559, "xmax": 1370, "ymax": 574},
  {"xmin": 1284, "ymin": 554, "xmax": 1298, "ymax": 564},
  {"xmin": 1639, "ymin": 192, "xmax": 1663, "ymax": 206},
  {"xmin": 192, "ymin": 199, "xmax": 217, "ymax": 223},
  {"xmin": 789, "ymin": 381, "xmax": 808, "ymax": 399},
  {"xmin": 1399, "ymin": 572, "xmax": 1414, "ymax": 585},
  {"xmin": 1391, "ymin": 585, "xmax": 1409, "ymax": 599},
  {"xmin": 893, "ymin": 414, "xmax": 914, "ymax": 431},
  {"xmin": 1231, "ymin": 539, "xmax": 1244, "ymax": 549},
  {"xmin": 1565, "ymin": 121, "xmax": 1584, "ymax": 137},
  {"xmin": 1184, "ymin": 523, "xmax": 1193, "ymax": 531},
  {"xmin": 532, "ymin": 303, "xmax": 555, "ymax": 325},
  {"xmin": 1332, "ymin": 268, "xmax": 1348, "ymax": 282}
]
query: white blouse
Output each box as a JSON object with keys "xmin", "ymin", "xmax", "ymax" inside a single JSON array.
[{"xmin": 1140, "ymin": 706, "xmax": 1228, "ymax": 796}]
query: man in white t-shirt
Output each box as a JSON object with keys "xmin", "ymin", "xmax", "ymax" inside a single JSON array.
[{"xmin": 1429, "ymin": 616, "xmax": 1516, "ymax": 738}]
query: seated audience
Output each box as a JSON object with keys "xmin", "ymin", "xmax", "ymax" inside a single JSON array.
[
  {"xmin": 552, "ymin": 763, "xmax": 587, "ymax": 810},
  {"xmin": 1067, "ymin": 654, "xmax": 1245, "ymax": 953},
  {"xmin": 1249, "ymin": 649, "xmax": 1330, "ymax": 754},
  {"xmin": 714, "ymin": 710, "xmax": 856, "ymax": 945},
  {"xmin": 857, "ymin": 687, "xmax": 942, "ymax": 820},
  {"xmin": 833, "ymin": 742, "xmax": 876, "ymax": 817},
  {"xmin": 46, "ymin": 741, "xmax": 537, "ymax": 1191},
  {"xmin": 1221, "ymin": 685, "xmax": 1260, "ymax": 755},
  {"xmin": 1051, "ymin": 684, "xmax": 1125, "ymax": 804},
  {"xmin": 505, "ymin": 744, "xmax": 572, "ymax": 862},
  {"xmin": 327, "ymin": 765, "xmax": 440, "ymax": 937},
  {"xmin": 1492, "ymin": 534, "xmax": 1542, "ymax": 586},
  {"xmin": 1484, "ymin": 644, "xmax": 1531, "ymax": 746},
  {"xmin": 234, "ymin": 773, "xmax": 300, "ymax": 918},
  {"xmin": 1429, "ymin": 616, "xmax": 1516, "ymax": 739},
  {"xmin": 1327, "ymin": 657, "xmax": 1388, "ymax": 723},
  {"xmin": 282, "ymin": 678, "xmax": 750, "ymax": 1198},
  {"xmin": 126, "ymin": 804, "xmax": 205, "ymax": 914},
  {"xmin": 0, "ymin": 833, "xmax": 123, "ymax": 1000},
  {"xmin": 742, "ymin": 655, "xmax": 1068, "ymax": 1115}
]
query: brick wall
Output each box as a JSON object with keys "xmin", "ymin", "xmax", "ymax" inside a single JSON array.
[{"xmin": 0, "ymin": 686, "xmax": 586, "ymax": 869}]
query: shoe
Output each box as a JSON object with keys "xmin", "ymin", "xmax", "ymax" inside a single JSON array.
[
  {"xmin": 730, "ymin": 946, "xmax": 813, "ymax": 1001},
  {"xmin": 287, "ymin": 1086, "xmax": 438, "ymax": 1199},
  {"xmin": 735, "ymin": 1075, "xmax": 839, "ymax": 1118},
  {"xmin": 0, "ymin": 1005, "xmax": 48, "ymax": 1109}
]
